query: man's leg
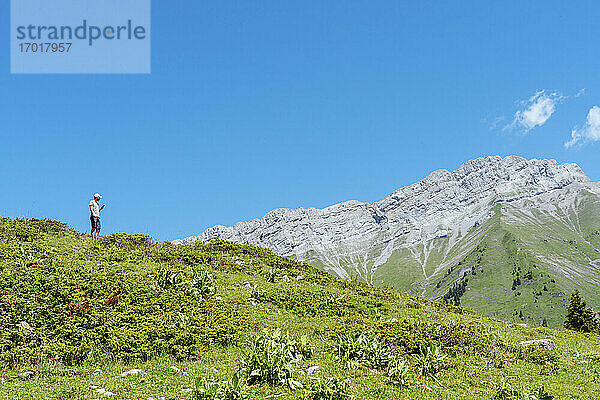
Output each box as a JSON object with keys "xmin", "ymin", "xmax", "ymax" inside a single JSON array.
[{"xmin": 91, "ymin": 217, "xmax": 99, "ymax": 239}]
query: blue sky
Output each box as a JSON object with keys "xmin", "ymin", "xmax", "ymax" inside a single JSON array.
[{"xmin": 1, "ymin": 1, "xmax": 599, "ymax": 241}]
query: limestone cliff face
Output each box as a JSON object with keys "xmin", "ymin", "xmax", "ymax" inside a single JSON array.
[{"xmin": 175, "ymin": 156, "xmax": 598, "ymax": 282}]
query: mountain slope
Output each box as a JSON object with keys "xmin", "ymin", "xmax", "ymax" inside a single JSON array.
[{"xmin": 177, "ymin": 156, "xmax": 600, "ymax": 327}]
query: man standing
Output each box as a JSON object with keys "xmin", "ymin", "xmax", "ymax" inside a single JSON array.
[{"xmin": 89, "ymin": 193, "xmax": 105, "ymax": 239}]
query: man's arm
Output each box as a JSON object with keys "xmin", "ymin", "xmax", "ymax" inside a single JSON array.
[{"xmin": 89, "ymin": 204, "xmax": 94, "ymax": 214}]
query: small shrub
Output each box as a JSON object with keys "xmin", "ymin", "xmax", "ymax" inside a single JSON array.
[
  {"xmin": 249, "ymin": 285, "xmax": 267, "ymax": 303},
  {"xmin": 242, "ymin": 329, "xmax": 310, "ymax": 388},
  {"xmin": 374, "ymin": 319, "xmax": 506, "ymax": 357},
  {"xmin": 539, "ymin": 361, "xmax": 559, "ymax": 376},
  {"xmin": 334, "ymin": 331, "xmax": 413, "ymax": 383},
  {"xmin": 493, "ymin": 379, "xmax": 522, "ymax": 399},
  {"xmin": 334, "ymin": 331, "xmax": 391, "ymax": 369},
  {"xmin": 157, "ymin": 268, "xmax": 184, "ymax": 290},
  {"xmin": 412, "ymin": 345, "xmax": 447, "ymax": 377},
  {"xmin": 385, "ymin": 355, "xmax": 410, "ymax": 386},
  {"xmin": 523, "ymin": 387, "xmax": 554, "ymax": 400},
  {"xmin": 306, "ymin": 377, "xmax": 350, "ymax": 400},
  {"xmin": 581, "ymin": 352, "xmax": 600, "ymax": 378},
  {"xmin": 493, "ymin": 380, "xmax": 554, "ymax": 400},
  {"xmin": 266, "ymin": 268, "xmax": 277, "ymax": 283},
  {"xmin": 187, "ymin": 270, "xmax": 217, "ymax": 299},
  {"xmin": 516, "ymin": 347, "xmax": 558, "ymax": 366},
  {"xmin": 494, "ymin": 388, "xmax": 521, "ymax": 399},
  {"xmin": 194, "ymin": 369, "xmax": 247, "ymax": 400},
  {"xmin": 157, "ymin": 268, "xmax": 216, "ymax": 299}
]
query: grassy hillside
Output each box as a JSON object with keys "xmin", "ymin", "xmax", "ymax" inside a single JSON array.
[
  {"xmin": 425, "ymin": 224, "xmax": 569, "ymax": 328},
  {"xmin": 1, "ymin": 218, "xmax": 600, "ymax": 399}
]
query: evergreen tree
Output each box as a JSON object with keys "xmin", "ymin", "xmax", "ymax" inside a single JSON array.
[
  {"xmin": 564, "ymin": 290, "xmax": 599, "ymax": 333},
  {"xmin": 442, "ymin": 279, "xmax": 468, "ymax": 306}
]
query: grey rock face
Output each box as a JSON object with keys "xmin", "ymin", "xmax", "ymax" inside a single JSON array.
[{"xmin": 175, "ymin": 156, "xmax": 597, "ymax": 282}]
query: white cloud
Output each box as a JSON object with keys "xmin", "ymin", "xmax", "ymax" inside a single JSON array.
[
  {"xmin": 488, "ymin": 116, "xmax": 505, "ymax": 130},
  {"xmin": 565, "ymin": 106, "xmax": 600, "ymax": 148},
  {"xmin": 504, "ymin": 90, "xmax": 564, "ymax": 134}
]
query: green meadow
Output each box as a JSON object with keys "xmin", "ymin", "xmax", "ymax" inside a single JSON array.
[{"xmin": 1, "ymin": 218, "xmax": 599, "ymax": 399}]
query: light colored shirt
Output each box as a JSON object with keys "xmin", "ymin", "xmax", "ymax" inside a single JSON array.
[{"xmin": 89, "ymin": 200, "xmax": 100, "ymax": 217}]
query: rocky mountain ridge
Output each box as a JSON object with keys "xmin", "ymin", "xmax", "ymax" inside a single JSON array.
[{"xmin": 176, "ymin": 155, "xmax": 591, "ymax": 264}]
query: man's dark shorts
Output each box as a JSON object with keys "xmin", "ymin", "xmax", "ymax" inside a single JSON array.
[{"xmin": 90, "ymin": 216, "xmax": 101, "ymax": 231}]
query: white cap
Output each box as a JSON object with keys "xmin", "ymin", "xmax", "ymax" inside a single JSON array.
[{"xmin": 94, "ymin": 193, "xmax": 102, "ymax": 199}]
